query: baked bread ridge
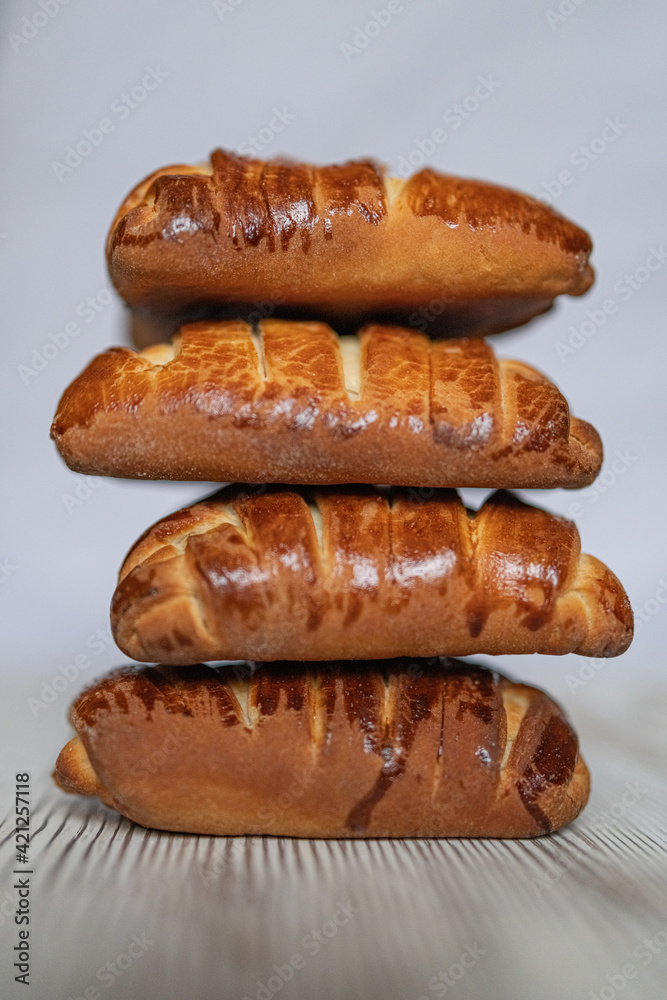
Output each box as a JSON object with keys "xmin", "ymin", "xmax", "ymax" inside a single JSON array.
[
  {"xmin": 53, "ymin": 659, "xmax": 590, "ymax": 839},
  {"xmin": 106, "ymin": 149, "xmax": 594, "ymax": 329},
  {"xmin": 111, "ymin": 486, "xmax": 633, "ymax": 664},
  {"xmin": 50, "ymin": 322, "xmax": 603, "ymax": 489}
]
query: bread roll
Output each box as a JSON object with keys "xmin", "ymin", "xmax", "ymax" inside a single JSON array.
[
  {"xmin": 53, "ymin": 659, "xmax": 590, "ymax": 838},
  {"xmin": 51, "ymin": 322, "xmax": 602, "ymax": 489},
  {"xmin": 106, "ymin": 150, "xmax": 594, "ymax": 334},
  {"xmin": 111, "ymin": 486, "xmax": 633, "ymax": 663}
]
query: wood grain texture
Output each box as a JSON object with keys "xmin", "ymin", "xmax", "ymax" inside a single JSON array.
[
  {"xmin": 1, "ymin": 697, "xmax": 665, "ymax": 1000},
  {"xmin": 51, "ymin": 322, "xmax": 603, "ymax": 488}
]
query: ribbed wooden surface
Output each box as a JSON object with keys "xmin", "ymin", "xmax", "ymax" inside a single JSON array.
[{"xmin": 0, "ymin": 688, "xmax": 665, "ymax": 1000}]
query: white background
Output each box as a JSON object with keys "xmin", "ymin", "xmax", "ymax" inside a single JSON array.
[{"xmin": 0, "ymin": 3, "xmax": 666, "ymax": 999}]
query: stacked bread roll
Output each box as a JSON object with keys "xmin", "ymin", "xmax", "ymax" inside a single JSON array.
[{"xmin": 51, "ymin": 150, "xmax": 632, "ymax": 838}]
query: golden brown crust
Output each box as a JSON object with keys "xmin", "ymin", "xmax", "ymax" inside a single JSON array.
[
  {"xmin": 51, "ymin": 322, "xmax": 602, "ymax": 489},
  {"xmin": 53, "ymin": 659, "xmax": 590, "ymax": 838},
  {"xmin": 110, "ymin": 487, "xmax": 633, "ymax": 663},
  {"xmin": 53, "ymin": 737, "xmax": 101, "ymax": 797},
  {"xmin": 106, "ymin": 150, "xmax": 594, "ymax": 333}
]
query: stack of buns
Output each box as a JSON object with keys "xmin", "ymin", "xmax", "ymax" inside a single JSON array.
[{"xmin": 51, "ymin": 150, "xmax": 632, "ymax": 838}]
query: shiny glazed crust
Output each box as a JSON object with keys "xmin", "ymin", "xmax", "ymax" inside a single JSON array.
[
  {"xmin": 106, "ymin": 150, "xmax": 594, "ymax": 332},
  {"xmin": 111, "ymin": 487, "xmax": 633, "ymax": 663},
  {"xmin": 51, "ymin": 322, "xmax": 602, "ymax": 488},
  {"xmin": 53, "ymin": 659, "xmax": 590, "ymax": 838}
]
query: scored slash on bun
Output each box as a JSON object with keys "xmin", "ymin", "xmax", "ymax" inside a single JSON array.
[
  {"xmin": 106, "ymin": 149, "xmax": 594, "ymax": 334},
  {"xmin": 110, "ymin": 486, "xmax": 633, "ymax": 665},
  {"xmin": 51, "ymin": 321, "xmax": 602, "ymax": 489},
  {"xmin": 50, "ymin": 147, "xmax": 626, "ymax": 840},
  {"xmin": 53, "ymin": 659, "xmax": 590, "ymax": 839}
]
